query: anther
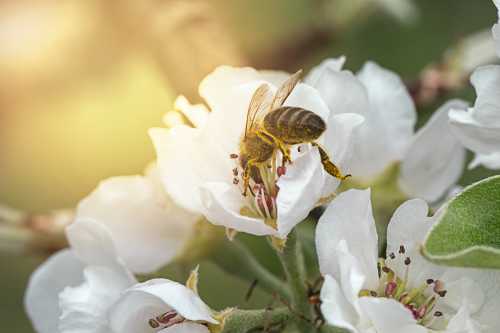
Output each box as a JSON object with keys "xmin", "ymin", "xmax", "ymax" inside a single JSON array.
[
  {"xmin": 426, "ymin": 279, "xmax": 434, "ymax": 285},
  {"xmin": 399, "ymin": 245, "xmax": 406, "ymax": 254},
  {"xmin": 230, "ymin": 153, "xmax": 238, "ymax": 159},
  {"xmin": 404, "ymin": 257, "xmax": 411, "ymax": 265},
  {"xmin": 389, "ymin": 252, "xmax": 396, "ymax": 259},
  {"xmin": 437, "ymin": 290, "xmax": 447, "ymax": 298},
  {"xmin": 233, "ymin": 178, "xmax": 239, "ymax": 185},
  {"xmin": 149, "ymin": 319, "xmax": 159, "ymax": 328},
  {"xmin": 433, "ymin": 280, "xmax": 445, "ymax": 293},
  {"xmin": 277, "ymin": 166, "xmax": 286, "ymax": 177},
  {"xmin": 382, "ymin": 266, "xmax": 391, "ymax": 273},
  {"xmin": 416, "ymin": 306, "xmax": 427, "ymax": 319},
  {"xmin": 385, "ymin": 282, "xmax": 397, "ymax": 297},
  {"xmin": 434, "ymin": 311, "xmax": 443, "ymax": 317},
  {"xmin": 232, "ymin": 168, "xmax": 238, "ymax": 176}
]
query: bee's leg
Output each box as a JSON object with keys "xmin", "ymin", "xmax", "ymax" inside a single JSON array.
[
  {"xmin": 242, "ymin": 158, "xmax": 257, "ymax": 196},
  {"xmin": 258, "ymin": 130, "xmax": 292, "ymax": 164},
  {"xmin": 311, "ymin": 142, "xmax": 351, "ymax": 180}
]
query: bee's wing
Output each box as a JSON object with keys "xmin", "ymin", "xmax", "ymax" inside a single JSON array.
[
  {"xmin": 270, "ymin": 69, "xmax": 303, "ymax": 110},
  {"xmin": 245, "ymin": 83, "xmax": 272, "ymax": 137}
]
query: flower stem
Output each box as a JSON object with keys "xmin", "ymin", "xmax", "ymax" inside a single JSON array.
[
  {"xmin": 274, "ymin": 230, "xmax": 313, "ymax": 332},
  {"xmin": 211, "ymin": 240, "xmax": 291, "ymax": 300},
  {"xmin": 215, "ymin": 307, "xmax": 291, "ymax": 333}
]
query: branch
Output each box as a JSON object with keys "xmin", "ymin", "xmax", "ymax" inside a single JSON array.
[
  {"xmin": 274, "ymin": 231, "xmax": 313, "ymax": 332},
  {"xmin": 215, "ymin": 308, "xmax": 291, "ymax": 333},
  {"xmin": 211, "ymin": 240, "xmax": 291, "ymax": 301}
]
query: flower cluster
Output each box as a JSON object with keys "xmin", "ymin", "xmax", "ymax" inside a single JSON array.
[{"xmin": 24, "ymin": 2, "xmax": 500, "ymax": 333}]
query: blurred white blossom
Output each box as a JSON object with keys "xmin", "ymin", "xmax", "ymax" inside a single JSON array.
[
  {"xmin": 308, "ymin": 58, "xmax": 467, "ymax": 202},
  {"xmin": 316, "ymin": 189, "xmax": 500, "ymax": 333},
  {"xmin": 449, "ymin": 65, "xmax": 500, "ymax": 170},
  {"xmin": 150, "ymin": 67, "xmax": 363, "ymax": 239},
  {"xmin": 25, "ymin": 219, "xmax": 216, "ymax": 333},
  {"xmin": 75, "ymin": 165, "xmax": 200, "ymax": 274}
]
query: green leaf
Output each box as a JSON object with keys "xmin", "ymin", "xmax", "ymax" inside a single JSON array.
[{"xmin": 422, "ymin": 175, "xmax": 500, "ymax": 268}]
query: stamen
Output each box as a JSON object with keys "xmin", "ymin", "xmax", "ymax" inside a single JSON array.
[
  {"xmin": 148, "ymin": 310, "xmax": 184, "ymax": 329},
  {"xmin": 385, "ymin": 281, "xmax": 397, "ymax": 297},
  {"xmin": 149, "ymin": 319, "xmax": 160, "ymax": 328},
  {"xmin": 277, "ymin": 166, "xmax": 286, "ymax": 177}
]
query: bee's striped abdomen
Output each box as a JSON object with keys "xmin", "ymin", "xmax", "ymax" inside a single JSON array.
[{"xmin": 263, "ymin": 106, "xmax": 326, "ymax": 144}]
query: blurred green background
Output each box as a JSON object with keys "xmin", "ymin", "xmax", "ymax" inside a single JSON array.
[{"xmin": 0, "ymin": 0, "xmax": 498, "ymax": 332}]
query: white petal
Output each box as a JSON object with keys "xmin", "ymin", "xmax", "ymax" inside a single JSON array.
[
  {"xmin": 350, "ymin": 61, "xmax": 416, "ymax": 179},
  {"xmin": 449, "ymin": 66, "xmax": 500, "ymax": 154},
  {"xmin": 469, "ymin": 152, "xmax": 500, "ymax": 170},
  {"xmin": 76, "ymin": 175, "xmax": 197, "ymax": 274},
  {"xmin": 276, "ymin": 148, "xmax": 325, "ymax": 238},
  {"xmin": 320, "ymin": 113, "xmax": 365, "ymax": 197},
  {"xmin": 358, "ymin": 297, "xmax": 427, "ymax": 333},
  {"xmin": 320, "ymin": 275, "xmax": 359, "ymax": 332},
  {"xmin": 316, "ymin": 189, "xmax": 379, "ymax": 289},
  {"xmin": 446, "ymin": 304, "xmax": 482, "ymax": 333},
  {"xmin": 307, "ymin": 61, "xmax": 370, "ymax": 118},
  {"xmin": 475, "ymin": 271, "xmax": 500, "ymax": 333},
  {"xmin": 109, "ymin": 279, "xmax": 217, "ymax": 333},
  {"xmin": 59, "ymin": 265, "xmax": 135, "ymax": 333},
  {"xmin": 160, "ymin": 322, "xmax": 210, "ymax": 333},
  {"xmin": 386, "ymin": 199, "xmax": 444, "ymax": 287},
  {"xmin": 24, "ymin": 250, "xmax": 84, "ymax": 333},
  {"xmin": 199, "ymin": 66, "xmax": 271, "ymax": 110},
  {"xmin": 149, "ymin": 126, "xmax": 231, "ymax": 213},
  {"xmin": 173, "ymin": 96, "xmax": 209, "ymax": 129},
  {"xmin": 439, "ymin": 274, "xmax": 485, "ymax": 314},
  {"xmin": 284, "ymin": 82, "xmax": 331, "ymax": 121},
  {"xmin": 305, "ymin": 56, "xmax": 347, "ymax": 87},
  {"xmin": 335, "ymin": 240, "xmax": 371, "ymax": 317},
  {"xmin": 399, "ymin": 100, "xmax": 468, "ymax": 202},
  {"xmin": 200, "ymin": 182, "xmax": 277, "ymax": 236},
  {"xmin": 66, "ymin": 218, "xmax": 119, "ymax": 267},
  {"xmin": 449, "ymin": 107, "xmax": 500, "ymax": 155},
  {"xmin": 440, "ymin": 269, "xmax": 500, "ymax": 333}
]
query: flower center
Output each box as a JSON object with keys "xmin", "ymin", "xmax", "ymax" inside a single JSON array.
[
  {"xmin": 231, "ymin": 152, "xmax": 285, "ymax": 224},
  {"xmin": 359, "ymin": 245, "xmax": 447, "ymax": 328},
  {"xmin": 148, "ymin": 310, "xmax": 184, "ymax": 330}
]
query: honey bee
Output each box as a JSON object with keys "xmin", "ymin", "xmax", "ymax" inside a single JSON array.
[{"xmin": 238, "ymin": 69, "xmax": 351, "ymax": 196}]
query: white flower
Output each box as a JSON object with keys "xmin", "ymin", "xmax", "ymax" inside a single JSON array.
[
  {"xmin": 75, "ymin": 165, "xmax": 200, "ymax": 274},
  {"xmin": 150, "ymin": 66, "xmax": 363, "ymax": 238},
  {"xmin": 25, "ymin": 219, "xmax": 216, "ymax": 333},
  {"xmin": 449, "ymin": 65, "xmax": 500, "ymax": 170},
  {"xmin": 316, "ymin": 189, "xmax": 500, "ymax": 333},
  {"xmin": 308, "ymin": 58, "xmax": 467, "ymax": 202}
]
